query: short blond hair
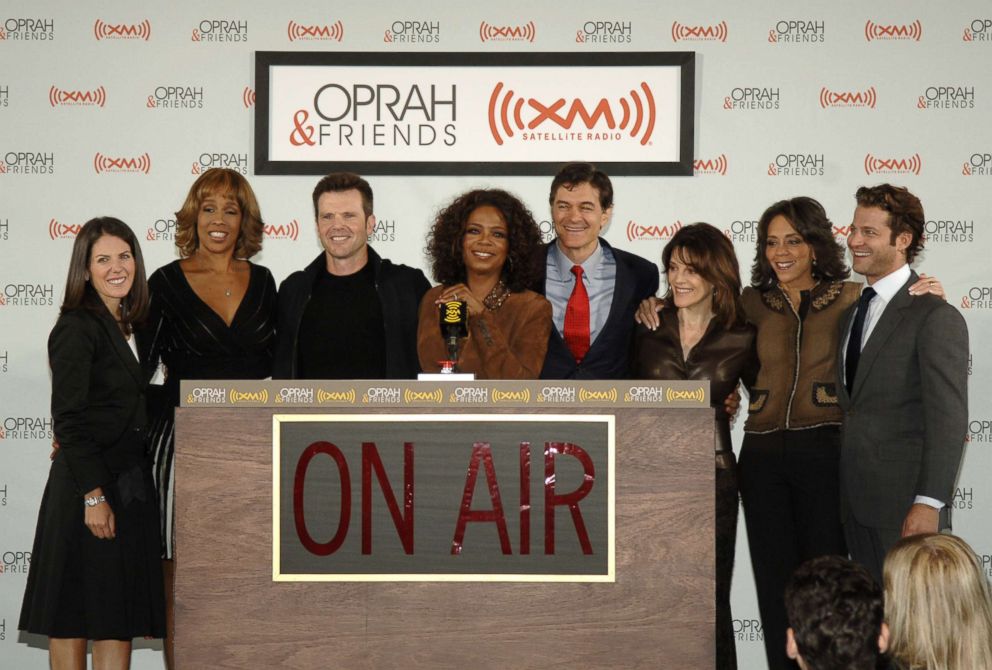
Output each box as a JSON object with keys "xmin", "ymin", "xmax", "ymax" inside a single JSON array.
[{"xmin": 884, "ymin": 533, "xmax": 992, "ymax": 670}]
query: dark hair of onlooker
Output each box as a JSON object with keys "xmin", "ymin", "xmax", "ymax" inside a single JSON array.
[
  {"xmin": 62, "ymin": 217, "xmax": 149, "ymax": 334},
  {"xmin": 548, "ymin": 162, "xmax": 614, "ymax": 210},
  {"xmin": 660, "ymin": 223, "xmax": 745, "ymax": 330},
  {"xmin": 174, "ymin": 168, "xmax": 264, "ymax": 259},
  {"xmin": 311, "ymin": 172, "xmax": 374, "ymax": 219},
  {"xmin": 425, "ymin": 189, "xmax": 541, "ymax": 293},
  {"xmin": 750, "ymin": 196, "xmax": 850, "ymax": 291},
  {"xmin": 855, "ymin": 184, "xmax": 925, "ymax": 264},
  {"xmin": 785, "ymin": 555, "xmax": 884, "ymax": 670}
]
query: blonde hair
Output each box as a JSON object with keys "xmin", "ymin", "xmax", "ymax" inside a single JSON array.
[{"xmin": 884, "ymin": 533, "xmax": 992, "ymax": 670}]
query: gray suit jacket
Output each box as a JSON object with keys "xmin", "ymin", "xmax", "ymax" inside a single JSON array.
[{"xmin": 836, "ymin": 271, "xmax": 968, "ymax": 530}]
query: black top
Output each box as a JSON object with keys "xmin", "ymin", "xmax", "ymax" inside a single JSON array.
[
  {"xmin": 273, "ymin": 248, "xmax": 431, "ymax": 379},
  {"xmin": 142, "ymin": 260, "xmax": 276, "ymax": 404},
  {"xmin": 631, "ymin": 308, "xmax": 757, "ymax": 453},
  {"xmin": 297, "ymin": 261, "xmax": 386, "ymax": 379}
]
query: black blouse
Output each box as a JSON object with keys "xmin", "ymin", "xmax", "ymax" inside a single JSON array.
[{"xmin": 142, "ymin": 260, "xmax": 276, "ymax": 405}]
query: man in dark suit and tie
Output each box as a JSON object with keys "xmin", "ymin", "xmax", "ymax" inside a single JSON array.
[
  {"xmin": 837, "ymin": 183, "xmax": 968, "ymax": 583},
  {"xmin": 534, "ymin": 162, "xmax": 659, "ymax": 379}
]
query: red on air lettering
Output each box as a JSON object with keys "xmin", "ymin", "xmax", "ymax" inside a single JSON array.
[
  {"xmin": 293, "ymin": 437, "xmax": 598, "ymax": 559},
  {"xmin": 294, "ymin": 441, "xmax": 351, "ymax": 556},
  {"xmin": 451, "ymin": 443, "xmax": 512, "ymax": 555},
  {"xmin": 451, "ymin": 441, "xmax": 595, "ymax": 556},
  {"xmin": 545, "ymin": 442, "xmax": 594, "ymax": 555},
  {"xmin": 294, "ymin": 441, "xmax": 415, "ymax": 556},
  {"xmin": 361, "ymin": 441, "xmax": 414, "ymax": 554},
  {"xmin": 519, "ymin": 442, "xmax": 531, "ymax": 555}
]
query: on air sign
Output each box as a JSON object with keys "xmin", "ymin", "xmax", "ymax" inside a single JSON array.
[
  {"xmin": 255, "ymin": 51, "xmax": 694, "ymax": 176},
  {"xmin": 273, "ymin": 415, "xmax": 615, "ymax": 581}
]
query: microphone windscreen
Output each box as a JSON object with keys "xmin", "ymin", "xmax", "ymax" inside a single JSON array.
[{"xmin": 439, "ymin": 300, "xmax": 468, "ymax": 339}]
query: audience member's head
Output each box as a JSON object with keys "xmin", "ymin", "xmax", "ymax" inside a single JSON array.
[
  {"xmin": 785, "ymin": 555, "xmax": 888, "ymax": 670},
  {"xmin": 884, "ymin": 533, "xmax": 992, "ymax": 670}
]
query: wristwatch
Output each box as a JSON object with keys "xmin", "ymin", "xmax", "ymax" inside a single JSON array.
[{"xmin": 84, "ymin": 495, "xmax": 107, "ymax": 507}]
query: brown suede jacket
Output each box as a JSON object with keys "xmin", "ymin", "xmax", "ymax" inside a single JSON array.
[
  {"xmin": 417, "ymin": 286, "xmax": 552, "ymax": 380},
  {"xmin": 742, "ymin": 280, "xmax": 861, "ymax": 433}
]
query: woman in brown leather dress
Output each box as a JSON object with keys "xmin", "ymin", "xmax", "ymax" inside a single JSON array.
[{"xmin": 631, "ymin": 222, "xmax": 756, "ymax": 670}]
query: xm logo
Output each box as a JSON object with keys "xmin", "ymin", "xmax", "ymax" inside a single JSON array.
[{"xmin": 488, "ymin": 82, "xmax": 655, "ymax": 146}]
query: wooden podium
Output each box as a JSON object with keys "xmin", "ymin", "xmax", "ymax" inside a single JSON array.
[{"xmin": 174, "ymin": 381, "xmax": 714, "ymax": 669}]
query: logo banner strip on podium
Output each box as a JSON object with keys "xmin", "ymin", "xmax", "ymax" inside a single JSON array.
[{"xmin": 180, "ymin": 380, "xmax": 711, "ymax": 408}]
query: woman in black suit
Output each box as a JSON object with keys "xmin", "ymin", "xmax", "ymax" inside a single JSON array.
[
  {"xmin": 20, "ymin": 217, "xmax": 165, "ymax": 669},
  {"xmin": 631, "ymin": 223, "xmax": 757, "ymax": 670}
]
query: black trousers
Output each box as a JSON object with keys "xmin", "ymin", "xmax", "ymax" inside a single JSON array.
[
  {"xmin": 843, "ymin": 515, "xmax": 902, "ymax": 587},
  {"xmin": 737, "ymin": 427, "xmax": 847, "ymax": 670},
  {"xmin": 716, "ymin": 461, "xmax": 739, "ymax": 670}
]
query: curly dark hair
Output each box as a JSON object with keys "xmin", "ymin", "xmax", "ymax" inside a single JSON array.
[
  {"xmin": 855, "ymin": 184, "xmax": 925, "ymax": 263},
  {"xmin": 750, "ymin": 196, "xmax": 850, "ymax": 290},
  {"xmin": 785, "ymin": 555, "xmax": 884, "ymax": 670},
  {"xmin": 425, "ymin": 189, "xmax": 541, "ymax": 293}
]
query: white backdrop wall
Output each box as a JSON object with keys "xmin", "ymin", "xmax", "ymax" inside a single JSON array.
[{"xmin": 1, "ymin": 1, "xmax": 990, "ymax": 668}]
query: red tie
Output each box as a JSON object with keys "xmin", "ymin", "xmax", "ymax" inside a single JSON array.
[{"xmin": 564, "ymin": 265, "xmax": 590, "ymax": 362}]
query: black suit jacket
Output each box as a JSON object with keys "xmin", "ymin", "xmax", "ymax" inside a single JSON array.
[
  {"xmin": 836, "ymin": 271, "xmax": 969, "ymax": 530},
  {"xmin": 49, "ymin": 307, "xmax": 149, "ymax": 495},
  {"xmin": 534, "ymin": 238, "xmax": 659, "ymax": 379}
]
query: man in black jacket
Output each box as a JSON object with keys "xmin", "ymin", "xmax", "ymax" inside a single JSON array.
[
  {"xmin": 533, "ymin": 162, "xmax": 658, "ymax": 379},
  {"xmin": 272, "ymin": 172, "xmax": 430, "ymax": 379}
]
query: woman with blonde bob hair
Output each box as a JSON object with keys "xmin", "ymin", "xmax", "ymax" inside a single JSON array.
[{"xmin": 884, "ymin": 533, "xmax": 992, "ymax": 670}]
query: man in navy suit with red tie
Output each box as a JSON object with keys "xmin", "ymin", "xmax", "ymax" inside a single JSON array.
[{"xmin": 533, "ymin": 162, "xmax": 659, "ymax": 379}]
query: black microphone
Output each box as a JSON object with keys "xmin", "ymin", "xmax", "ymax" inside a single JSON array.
[{"xmin": 438, "ymin": 300, "xmax": 468, "ymax": 369}]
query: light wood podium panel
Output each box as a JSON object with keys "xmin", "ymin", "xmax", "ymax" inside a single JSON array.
[{"xmin": 174, "ymin": 402, "xmax": 713, "ymax": 669}]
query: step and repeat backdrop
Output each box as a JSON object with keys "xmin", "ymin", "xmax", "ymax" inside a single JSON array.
[{"xmin": 2, "ymin": 1, "xmax": 990, "ymax": 668}]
